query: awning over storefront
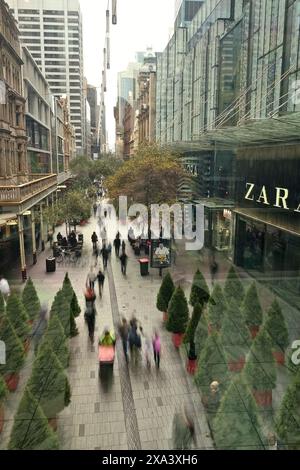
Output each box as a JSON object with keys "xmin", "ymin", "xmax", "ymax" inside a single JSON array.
[{"xmin": 168, "ymin": 112, "xmax": 300, "ymax": 152}]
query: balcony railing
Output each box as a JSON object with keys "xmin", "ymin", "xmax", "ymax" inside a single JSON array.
[{"xmin": 0, "ymin": 174, "xmax": 57, "ymax": 204}]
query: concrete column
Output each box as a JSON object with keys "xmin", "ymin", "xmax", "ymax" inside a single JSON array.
[
  {"xmin": 0, "ymin": 138, "xmax": 6, "ymax": 177},
  {"xmin": 18, "ymin": 214, "xmax": 27, "ymax": 282},
  {"xmin": 31, "ymin": 210, "xmax": 37, "ymax": 265}
]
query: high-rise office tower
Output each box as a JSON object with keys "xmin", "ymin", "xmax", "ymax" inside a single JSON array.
[{"xmin": 8, "ymin": 0, "xmax": 85, "ymax": 154}]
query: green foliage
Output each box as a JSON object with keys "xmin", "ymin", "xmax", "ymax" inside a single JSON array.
[
  {"xmin": 194, "ymin": 312, "xmax": 208, "ymax": 357},
  {"xmin": 220, "ymin": 299, "xmax": 251, "ymax": 363},
  {"xmin": 0, "ymin": 374, "xmax": 8, "ymax": 403},
  {"xmin": 0, "ymin": 291, "xmax": 5, "ymax": 320},
  {"xmin": 59, "ymin": 190, "xmax": 92, "ymax": 226},
  {"xmin": 195, "ymin": 333, "xmax": 229, "ymax": 396},
  {"xmin": 8, "ymin": 388, "xmax": 59, "ymax": 450},
  {"xmin": 22, "ymin": 278, "xmax": 41, "ymax": 322},
  {"xmin": 242, "ymin": 282, "xmax": 263, "ymax": 328},
  {"xmin": 39, "ymin": 314, "xmax": 69, "ymax": 369},
  {"xmin": 6, "ymin": 293, "xmax": 30, "ymax": 344},
  {"xmin": 70, "ymin": 155, "xmax": 122, "ymax": 189},
  {"xmin": 27, "ymin": 342, "xmax": 71, "ymax": 419},
  {"xmin": 207, "ymin": 283, "xmax": 226, "ymax": 332},
  {"xmin": 275, "ymin": 369, "xmax": 300, "ymax": 450},
  {"xmin": 50, "ymin": 290, "xmax": 71, "ymax": 338},
  {"xmin": 166, "ymin": 286, "xmax": 189, "ymax": 334},
  {"xmin": 106, "ymin": 143, "xmax": 186, "ymax": 207},
  {"xmin": 213, "ymin": 376, "xmax": 265, "ymax": 450},
  {"xmin": 63, "ymin": 273, "xmax": 81, "ymax": 318},
  {"xmin": 189, "ymin": 270, "xmax": 210, "ymax": 307},
  {"xmin": 184, "ymin": 303, "xmax": 203, "ymax": 345},
  {"xmin": 0, "ymin": 316, "xmax": 25, "ymax": 377},
  {"xmin": 224, "ymin": 266, "xmax": 244, "ymax": 306},
  {"xmin": 264, "ymin": 299, "xmax": 289, "ymax": 352},
  {"xmin": 243, "ymin": 327, "xmax": 277, "ymax": 392},
  {"xmin": 156, "ymin": 272, "xmax": 175, "ymax": 312}
]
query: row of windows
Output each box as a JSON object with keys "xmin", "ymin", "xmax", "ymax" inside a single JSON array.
[
  {"xmin": 20, "ymin": 23, "xmax": 40, "ymax": 29},
  {"xmin": 43, "ymin": 17, "xmax": 64, "ymax": 23},
  {"xmin": 44, "ymin": 24, "xmax": 65, "ymax": 30},
  {"xmin": 21, "ymin": 32, "xmax": 40, "ymax": 37},
  {"xmin": 19, "ymin": 16, "xmax": 39, "ymax": 22},
  {"xmin": 44, "ymin": 32, "xmax": 64, "ymax": 37}
]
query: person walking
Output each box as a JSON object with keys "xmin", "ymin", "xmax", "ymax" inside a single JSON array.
[
  {"xmin": 128, "ymin": 323, "xmax": 142, "ymax": 365},
  {"xmin": 87, "ymin": 266, "xmax": 97, "ymax": 290},
  {"xmin": 93, "ymin": 203, "xmax": 97, "ymax": 217},
  {"xmin": 121, "ymin": 240, "xmax": 126, "ymax": 252},
  {"xmin": 84, "ymin": 287, "xmax": 96, "ymax": 343},
  {"xmin": 91, "ymin": 232, "xmax": 98, "ymax": 252},
  {"xmin": 114, "ymin": 237, "xmax": 121, "ymax": 257},
  {"xmin": 47, "ymin": 229, "xmax": 54, "ymax": 248},
  {"xmin": 152, "ymin": 331, "xmax": 161, "ymax": 369},
  {"xmin": 118, "ymin": 317, "xmax": 129, "ymax": 362},
  {"xmin": 101, "ymin": 244, "xmax": 109, "ymax": 269},
  {"xmin": 97, "ymin": 269, "xmax": 105, "ymax": 298},
  {"xmin": 0, "ymin": 274, "xmax": 10, "ymax": 303},
  {"xmin": 120, "ymin": 251, "xmax": 128, "ymax": 275},
  {"xmin": 172, "ymin": 405, "xmax": 196, "ymax": 450},
  {"xmin": 101, "ymin": 227, "xmax": 107, "ymax": 245},
  {"xmin": 31, "ymin": 304, "xmax": 48, "ymax": 354}
]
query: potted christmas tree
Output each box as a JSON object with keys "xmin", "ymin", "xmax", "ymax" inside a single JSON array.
[
  {"xmin": 0, "ymin": 292, "xmax": 5, "ymax": 323},
  {"xmin": 195, "ymin": 333, "xmax": 228, "ymax": 408},
  {"xmin": 184, "ymin": 303, "xmax": 203, "ymax": 375},
  {"xmin": 39, "ymin": 314, "xmax": 69, "ymax": 369},
  {"xmin": 50, "ymin": 290, "xmax": 72, "ymax": 338},
  {"xmin": 264, "ymin": 299, "xmax": 289, "ymax": 366},
  {"xmin": 275, "ymin": 369, "xmax": 300, "ymax": 450},
  {"xmin": 242, "ymin": 282, "xmax": 263, "ymax": 339},
  {"xmin": 224, "ymin": 266, "xmax": 245, "ymax": 306},
  {"xmin": 22, "ymin": 277, "xmax": 41, "ymax": 325},
  {"xmin": 166, "ymin": 286, "xmax": 189, "ymax": 348},
  {"xmin": 6, "ymin": 293, "xmax": 30, "ymax": 353},
  {"xmin": 0, "ymin": 374, "xmax": 8, "ymax": 434},
  {"xmin": 27, "ymin": 342, "xmax": 71, "ymax": 431},
  {"xmin": 213, "ymin": 376, "xmax": 265, "ymax": 450},
  {"xmin": 0, "ymin": 316, "xmax": 25, "ymax": 391},
  {"xmin": 61, "ymin": 275, "xmax": 80, "ymax": 337},
  {"xmin": 243, "ymin": 327, "xmax": 277, "ymax": 407},
  {"xmin": 156, "ymin": 272, "xmax": 175, "ymax": 323},
  {"xmin": 194, "ymin": 310, "xmax": 208, "ymax": 358},
  {"xmin": 189, "ymin": 269, "xmax": 210, "ymax": 307},
  {"xmin": 207, "ymin": 283, "xmax": 226, "ymax": 334},
  {"xmin": 220, "ymin": 299, "xmax": 251, "ymax": 372},
  {"xmin": 8, "ymin": 388, "xmax": 59, "ymax": 450}
]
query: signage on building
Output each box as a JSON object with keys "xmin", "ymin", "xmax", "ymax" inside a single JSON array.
[{"xmin": 244, "ymin": 183, "xmax": 300, "ymax": 213}]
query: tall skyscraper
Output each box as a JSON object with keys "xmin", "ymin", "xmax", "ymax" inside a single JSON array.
[{"xmin": 8, "ymin": 0, "xmax": 85, "ymax": 154}]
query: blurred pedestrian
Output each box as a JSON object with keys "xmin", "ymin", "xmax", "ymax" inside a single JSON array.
[
  {"xmin": 91, "ymin": 232, "xmax": 98, "ymax": 252},
  {"xmin": 97, "ymin": 269, "xmax": 105, "ymax": 298},
  {"xmin": 101, "ymin": 244, "xmax": 109, "ymax": 269},
  {"xmin": 172, "ymin": 405, "xmax": 196, "ymax": 450},
  {"xmin": 121, "ymin": 240, "xmax": 126, "ymax": 252},
  {"xmin": 128, "ymin": 322, "xmax": 142, "ymax": 365},
  {"xmin": 32, "ymin": 304, "xmax": 48, "ymax": 354},
  {"xmin": 87, "ymin": 266, "xmax": 97, "ymax": 289},
  {"xmin": 152, "ymin": 331, "xmax": 161, "ymax": 369},
  {"xmin": 93, "ymin": 203, "xmax": 97, "ymax": 217},
  {"xmin": 114, "ymin": 237, "xmax": 121, "ymax": 257},
  {"xmin": 0, "ymin": 274, "xmax": 10, "ymax": 303},
  {"xmin": 120, "ymin": 251, "xmax": 128, "ymax": 275},
  {"xmin": 118, "ymin": 317, "xmax": 129, "ymax": 362}
]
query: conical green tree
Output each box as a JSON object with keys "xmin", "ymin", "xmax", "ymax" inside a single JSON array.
[
  {"xmin": 207, "ymin": 283, "xmax": 226, "ymax": 332},
  {"xmin": 213, "ymin": 376, "xmax": 265, "ymax": 450},
  {"xmin": 0, "ymin": 374, "xmax": 8, "ymax": 404},
  {"xmin": 242, "ymin": 282, "xmax": 263, "ymax": 329},
  {"xmin": 275, "ymin": 369, "xmax": 300, "ymax": 450},
  {"xmin": 194, "ymin": 310, "xmax": 208, "ymax": 357},
  {"xmin": 221, "ymin": 299, "xmax": 251, "ymax": 366},
  {"xmin": 166, "ymin": 286, "xmax": 189, "ymax": 334},
  {"xmin": 264, "ymin": 299, "xmax": 289, "ymax": 353},
  {"xmin": 22, "ymin": 278, "xmax": 41, "ymax": 322},
  {"xmin": 27, "ymin": 342, "xmax": 71, "ymax": 420},
  {"xmin": 62, "ymin": 273, "xmax": 81, "ymax": 318},
  {"xmin": 8, "ymin": 388, "xmax": 59, "ymax": 450},
  {"xmin": 6, "ymin": 293, "xmax": 30, "ymax": 345},
  {"xmin": 224, "ymin": 266, "xmax": 244, "ymax": 306},
  {"xmin": 50, "ymin": 290, "xmax": 71, "ymax": 338},
  {"xmin": 184, "ymin": 303, "xmax": 203, "ymax": 358},
  {"xmin": 195, "ymin": 333, "xmax": 229, "ymax": 397},
  {"xmin": 0, "ymin": 316, "xmax": 25, "ymax": 379},
  {"xmin": 156, "ymin": 272, "xmax": 175, "ymax": 312},
  {"xmin": 0, "ymin": 291, "xmax": 5, "ymax": 322},
  {"xmin": 39, "ymin": 314, "xmax": 69, "ymax": 369},
  {"xmin": 189, "ymin": 269, "xmax": 210, "ymax": 307},
  {"xmin": 243, "ymin": 327, "xmax": 277, "ymax": 392}
]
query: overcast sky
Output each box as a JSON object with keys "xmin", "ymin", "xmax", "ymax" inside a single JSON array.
[{"xmin": 80, "ymin": 0, "xmax": 175, "ymax": 150}]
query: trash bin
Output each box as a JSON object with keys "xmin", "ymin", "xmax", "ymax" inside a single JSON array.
[
  {"xmin": 139, "ymin": 258, "xmax": 149, "ymax": 276},
  {"xmin": 46, "ymin": 257, "xmax": 56, "ymax": 273}
]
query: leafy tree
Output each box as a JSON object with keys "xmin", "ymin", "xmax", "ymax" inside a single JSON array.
[
  {"xmin": 264, "ymin": 299, "xmax": 289, "ymax": 353},
  {"xmin": 70, "ymin": 154, "xmax": 122, "ymax": 189},
  {"xmin": 207, "ymin": 283, "xmax": 226, "ymax": 332},
  {"xmin": 156, "ymin": 272, "xmax": 175, "ymax": 312},
  {"xmin": 220, "ymin": 299, "xmax": 251, "ymax": 366},
  {"xmin": 39, "ymin": 314, "xmax": 69, "ymax": 369},
  {"xmin": 194, "ymin": 311, "xmax": 208, "ymax": 357},
  {"xmin": 42, "ymin": 205, "xmax": 61, "ymax": 228},
  {"xmin": 106, "ymin": 143, "xmax": 186, "ymax": 207},
  {"xmin": 195, "ymin": 333, "xmax": 229, "ymax": 397},
  {"xmin": 189, "ymin": 269, "xmax": 210, "ymax": 307},
  {"xmin": 243, "ymin": 327, "xmax": 277, "ymax": 392},
  {"xmin": 224, "ymin": 266, "xmax": 244, "ymax": 306},
  {"xmin": 213, "ymin": 376, "xmax": 265, "ymax": 450},
  {"xmin": 275, "ymin": 369, "xmax": 300, "ymax": 450},
  {"xmin": 0, "ymin": 316, "xmax": 25, "ymax": 378},
  {"xmin": 8, "ymin": 388, "xmax": 59, "ymax": 450},
  {"xmin": 22, "ymin": 278, "xmax": 41, "ymax": 323},
  {"xmin": 6, "ymin": 293, "xmax": 30, "ymax": 346},
  {"xmin": 166, "ymin": 286, "xmax": 189, "ymax": 334},
  {"xmin": 27, "ymin": 342, "xmax": 71, "ymax": 420},
  {"xmin": 242, "ymin": 282, "xmax": 263, "ymax": 329},
  {"xmin": 184, "ymin": 303, "xmax": 203, "ymax": 358}
]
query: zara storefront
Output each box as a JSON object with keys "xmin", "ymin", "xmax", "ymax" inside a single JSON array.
[{"xmin": 234, "ymin": 144, "xmax": 300, "ymax": 309}]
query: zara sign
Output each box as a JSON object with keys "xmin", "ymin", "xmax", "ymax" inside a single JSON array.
[{"xmin": 245, "ymin": 183, "xmax": 300, "ymax": 213}]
